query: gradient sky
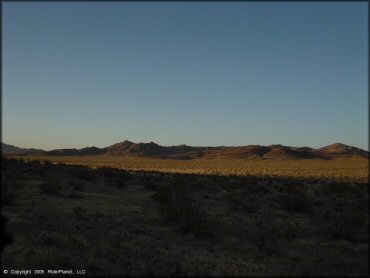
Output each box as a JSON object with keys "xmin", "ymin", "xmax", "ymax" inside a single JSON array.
[{"xmin": 3, "ymin": 2, "xmax": 368, "ymax": 150}]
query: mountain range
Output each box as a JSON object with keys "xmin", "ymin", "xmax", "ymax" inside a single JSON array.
[
  {"xmin": 2, "ymin": 143, "xmax": 44, "ymax": 155},
  {"xmin": 2, "ymin": 141, "xmax": 368, "ymax": 160}
]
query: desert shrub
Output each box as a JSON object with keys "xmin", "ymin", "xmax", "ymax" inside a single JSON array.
[
  {"xmin": 1, "ymin": 179, "xmax": 21, "ymax": 205},
  {"xmin": 140, "ymin": 174, "xmax": 162, "ymax": 190},
  {"xmin": 315, "ymin": 194, "xmax": 367, "ymax": 240},
  {"xmin": 279, "ymin": 219, "xmax": 305, "ymax": 241},
  {"xmin": 152, "ymin": 181, "xmax": 214, "ymax": 239},
  {"xmin": 18, "ymin": 161, "xmax": 34, "ymax": 174},
  {"xmin": 279, "ymin": 190, "xmax": 313, "ymax": 212},
  {"xmin": 73, "ymin": 206, "xmax": 83, "ymax": 217},
  {"xmin": 95, "ymin": 166, "xmax": 112, "ymax": 177},
  {"xmin": 247, "ymin": 215, "xmax": 305, "ymax": 255},
  {"xmin": 248, "ymin": 216, "xmax": 280, "ymax": 254},
  {"xmin": 2, "ymin": 157, "xmax": 17, "ymax": 169},
  {"xmin": 17, "ymin": 158, "xmax": 25, "ymax": 163},
  {"xmin": 71, "ymin": 167, "xmax": 96, "ymax": 182},
  {"xmin": 279, "ymin": 183, "xmax": 304, "ymax": 193},
  {"xmin": 220, "ymin": 180, "xmax": 242, "ymax": 191},
  {"xmin": 31, "ymin": 160, "xmax": 41, "ymax": 165},
  {"xmin": 202, "ymin": 194, "xmax": 211, "ymax": 199},
  {"xmin": 243, "ymin": 181, "xmax": 270, "ymax": 195},
  {"xmin": 39, "ymin": 175, "xmax": 63, "ymax": 195},
  {"xmin": 142, "ymin": 179, "xmax": 160, "ymax": 190},
  {"xmin": 228, "ymin": 191, "xmax": 259, "ymax": 213},
  {"xmin": 2, "ymin": 158, "xmax": 23, "ymax": 176},
  {"xmin": 105, "ymin": 177, "xmax": 126, "ymax": 189},
  {"xmin": 1, "ymin": 215, "xmax": 14, "ymax": 252},
  {"xmin": 321, "ymin": 182, "xmax": 360, "ymax": 197},
  {"xmin": 96, "ymin": 167, "xmax": 129, "ymax": 179},
  {"xmin": 219, "ymin": 177, "xmax": 270, "ymax": 194},
  {"xmin": 96, "ymin": 167, "xmax": 130, "ymax": 188},
  {"xmin": 188, "ymin": 176, "xmax": 219, "ymax": 193},
  {"xmin": 67, "ymin": 192, "xmax": 84, "ymax": 199},
  {"xmin": 2, "ymin": 168, "xmax": 24, "ymax": 204},
  {"xmin": 71, "ymin": 180, "xmax": 85, "ymax": 192},
  {"xmin": 44, "ymin": 160, "xmax": 52, "ymax": 166}
]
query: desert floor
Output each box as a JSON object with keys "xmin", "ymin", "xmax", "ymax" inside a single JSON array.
[{"xmin": 2, "ymin": 157, "xmax": 368, "ymax": 276}]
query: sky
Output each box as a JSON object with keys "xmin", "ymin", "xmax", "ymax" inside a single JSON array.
[{"xmin": 2, "ymin": 2, "xmax": 368, "ymax": 150}]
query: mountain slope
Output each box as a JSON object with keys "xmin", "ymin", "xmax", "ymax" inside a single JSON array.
[
  {"xmin": 2, "ymin": 141, "xmax": 368, "ymax": 160},
  {"xmin": 39, "ymin": 147, "xmax": 106, "ymax": 156},
  {"xmin": 2, "ymin": 143, "xmax": 44, "ymax": 155},
  {"xmin": 315, "ymin": 143, "xmax": 369, "ymax": 159}
]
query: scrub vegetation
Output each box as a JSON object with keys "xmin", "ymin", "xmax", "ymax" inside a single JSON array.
[{"xmin": 2, "ymin": 157, "xmax": 368, "ymax": 276}]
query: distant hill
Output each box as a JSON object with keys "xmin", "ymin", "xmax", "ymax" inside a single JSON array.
[
  {"xmin": 42, "ymin": 147, "xmax": 106, "ymax": 156},
  {"xmin": 315, "ymin": 143, "xmax": 369, "ymax": 159},
  {"xmin": 1, "ymin": 143, "xmax": 44, "ymax": 155},
  {"xmin": 2, "ymin": 141, "xmax": 368, "ymax": 160},
  {"xmin": 105, "ymin": 140, "xmax": 209, "ymax": 159}
]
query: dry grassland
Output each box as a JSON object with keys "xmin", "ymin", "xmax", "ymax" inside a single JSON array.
[{"xmin": 12, "ymin": 155, "xmax": 369, "ymax": 182}]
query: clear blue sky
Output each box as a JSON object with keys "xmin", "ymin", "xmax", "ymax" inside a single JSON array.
[{"xmin": 3, "ymin": 2, "xmax": 368, "ymax": 150}]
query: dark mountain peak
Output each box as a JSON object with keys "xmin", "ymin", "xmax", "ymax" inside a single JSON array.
[
  {"xmin": 142, "ymin": 141, "xmax": 159, "ymax": 146},
  {"xmin": 44, "ymin": 148, "xmax": 79, "ymax": 156},
  {"xmin": 78, "ymin": 146, "xmax": 105, "ymax": 155},
  {"xmin": 299, "ymin": 146, "xmax": 313, "ymax": 151},
  {"xmin": 80, "ymin": 146, "xmax": 99, "ymax": 150}
]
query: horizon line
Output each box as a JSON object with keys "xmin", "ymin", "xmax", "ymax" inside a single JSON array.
[{"xmin": 2, "ymin": 140, "xmax": 368, "ymax": 152}]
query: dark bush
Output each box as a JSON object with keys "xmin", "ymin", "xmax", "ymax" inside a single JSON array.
[
  {"xmin": 96, "ymin": 167, "xmax": 130, "ymax": 188},
  {"xmin": 315, "ymin": 195, "xmax": 367, "ymax": 240},
  {"xmin": 96, "ymin": 167, "xmax": 128, "ymax": 178},
  {"xmin": 229, "ymin": 192, "xmax": 259, "ymax": 213},
  {"xmin": 279, "ymin": 219, "xmax": 305, "ymax": 241},
  {"xmin": 71, "ymin": 180, "xmax": 85, "ymax": 192},
  {"xmin": 2, "ymin": 179, "xmax": 21, "ymax": 205},
  {"xmin": 1, "ymin": 215, "xmax": 14, "ymax": 252},
  {"xmin": 105, "ymin": 177, "xmax": 126, "ymax": 189},
  {"xmin": 39, "ymin": 176, "xmax": 63, "ymax": 195},
  {"xmin": 142, "ymin": 179, "xmax": 160, "ymax": 190},
  {"xmin": 220, "ymin": 180, "xmax": 242, "ymax": 191},
  {"xmin": 73, "ymin": 206, "xmax": 83, "ymax": 217},
  {"xmin": 152, "ymin": 181, "xmax": 215, "ymax": 238},
  {"xmin": 321, "ymin": 182, "xmax": 360, "ymax": 197},
  {"xmin": 67, "ymin": 192, "xmax": 84, "ymax": 199},
  {"xmin": 94, "ymin": 166, "xmax": 132, "ymax": 189},
  {"xmin": 243, "ymin": 182, "xmax": 270, "ymax": 195},
  {"xmin": 248, "ymin": 216, "xmax": 280, "ymax": 254},
  {"xmin": 139, "ymin": 174, "xmax": 163, "ymax": 190},
  {"xmin": 71, "ymin": 167, "xmax": 96, "ymax": 182},
  {"xmin": 2, "ymin": 157, "xmax": 21, "ymax": 171},
  {"xmin": 280, "ymin": 191, "xmax": 313, "ymax": 212}
]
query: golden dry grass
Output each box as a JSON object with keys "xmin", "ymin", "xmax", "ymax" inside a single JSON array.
[{"xmin": 12, "ymin": 155, "xmax": 369, "ymax": 182}]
